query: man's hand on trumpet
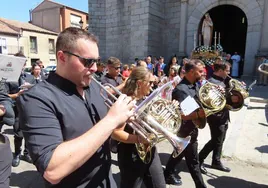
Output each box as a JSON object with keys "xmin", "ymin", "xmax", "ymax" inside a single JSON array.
[{"xmin": 106, "ymin": 94, "xmax": 136, "ymax": 129}]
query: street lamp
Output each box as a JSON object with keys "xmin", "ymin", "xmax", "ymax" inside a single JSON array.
[{"xmin": 79, "ymin": 18, "xmax": 84, "ymax": 29}]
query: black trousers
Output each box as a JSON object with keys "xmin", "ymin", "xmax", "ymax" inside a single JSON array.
[
  {"xmin": 165, "ymin": 139, "xmax": 206, "ymax": 188},
  {"xmin": 199, "ymin": 120, "xmax": 228, "ymax": 164},
  {"xmin": 13, "ymin": 105, "xmax": 28, "ymax": 155},
  {"xmin": 118, "ymin": 144, "xmax": 165, "ymax": 188}
]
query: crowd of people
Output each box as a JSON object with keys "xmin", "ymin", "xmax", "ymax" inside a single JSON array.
[{"xmin": 0, "ymin": 27, "xmax": 249, "ymax": 188}]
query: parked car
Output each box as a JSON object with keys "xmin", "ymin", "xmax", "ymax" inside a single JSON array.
[
  {"xmin": 24, "ymin": 66, "xmax": 32, "ymax": 74},
  {"xmin": 45, "ymin": 65, "xmax": 57, "ymax": 72}
]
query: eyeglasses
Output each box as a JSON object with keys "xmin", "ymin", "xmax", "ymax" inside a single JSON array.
[
  {"xmin": 113, "ymin": 66, "xmax": 121, "ymax": 70},
  {"xmin": 63, "ymin": 51, "xmax": 100, "ymax": 68}
]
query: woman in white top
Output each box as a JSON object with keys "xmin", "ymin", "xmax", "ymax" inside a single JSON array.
[{"xmin": 160, "ymin": 65, "xmax": 182, "ymax": 100}]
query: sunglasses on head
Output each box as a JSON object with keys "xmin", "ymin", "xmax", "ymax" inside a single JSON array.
[{"xmin": 63, "ymin": 51, "xmax": 100, "ymax": 68}]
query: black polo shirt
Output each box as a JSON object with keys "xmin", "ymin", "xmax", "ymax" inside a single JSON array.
[
  {"xmin": 172, "ymin": 77, "xmax": 199, "ymax": 141},
  {"xmin": 17, "ymin": 72, "xmax": 116, "ymax": 188},
  {"xmin": 101, "ymin": 73, "xmax": 122, "ymax": 87},
  {"xmin": 207, "ymin": 74, "xmax": 229, "ymax": 124}
]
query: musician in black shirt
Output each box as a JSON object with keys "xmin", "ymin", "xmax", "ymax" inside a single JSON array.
[
  {"xmin": 17, "ymin": 27, "xmax": 135, "ymax": 188},
  {"xmin": 199, "ymin": 61, "xmax": 235, "ymax": 174},
  {"xmin": 112, "ymin": 66, "xmax": 165, "ymax": 188},
  {"xmin": 101, "ymin": 57, "xmax": 124, "ymax": 89},
  {"xmin": 5, "ymin": 52, "xmax": 35, "ymax": 167},
  {"xmin": 164, "ymin": 59, "xmax": 207, "ymax": 188}
]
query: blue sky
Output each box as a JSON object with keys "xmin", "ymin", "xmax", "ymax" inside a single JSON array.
[{"xmin": 0, "ymin": 0, "xmax": 88, "ymax": 22}]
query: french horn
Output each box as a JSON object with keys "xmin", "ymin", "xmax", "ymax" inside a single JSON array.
[
  {"xmin": 258, "ymin": 62, "xmax": 268, "ymax": 75},
  {"xmin": 194, "ymin": 81, "xmax": 227, "ymax": 128},
  {"xmin": 225, "ymin": 75, "xmax": 256, "ymax": 111},
  {"xmin": 93, "ymin": 77, "xmax": 190, "ymax": 164}
]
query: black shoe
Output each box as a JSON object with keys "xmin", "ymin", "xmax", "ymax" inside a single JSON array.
[
  {"xmin": 200, "ymin": 163, "xmax": 207, "ymax": 174},
  {"xmin": 12, "ymin": 154, "xmax": 21, "ymax": 167},
  {"xmin": 23, "ymin": 154, "xmax": 33, "ymax": 164},
  {"xmin": 211, "ymin": 163, "xmax": 231, "ymax": 172},
  {"xmin": 164, "ymin": 173, "xmax": 182, "ymax": 185}
]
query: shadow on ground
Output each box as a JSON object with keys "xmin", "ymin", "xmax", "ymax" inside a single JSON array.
[
  {"xmin": 207, "ymin": 176, "xmax": 268, "ymax": 188},
  {"xmin": 255, "ymin": 145, "xmax": 268, "ymax": 154},
  {"xmin": 10, "ymin": 170, "xmax": 45, "ymax": 188},
  {"xmin": 159, "ymin": 152, "xmax": 189, "ymax": 173}
]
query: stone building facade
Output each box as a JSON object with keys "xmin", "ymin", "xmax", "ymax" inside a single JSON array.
[{"xmin": 89, "ymin": 0, "xmax": 268, "ymax": 77}]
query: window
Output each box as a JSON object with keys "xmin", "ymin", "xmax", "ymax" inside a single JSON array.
[
  {"xmin": 49, "ymin": 39, "xmax": 55, "ymax": 54},
  {"xmin": 1, "ymin": 38, "xmax": 7, "ymax": 50},
  {"xmin": 30, "ymin": 36, "xmax": 37, "ymax": 53},
  {"xmin": 70, "ymin": 14, "xmax": 82, "ymax": 28}
]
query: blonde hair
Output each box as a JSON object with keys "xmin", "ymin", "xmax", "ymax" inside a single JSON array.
[
  {"xmin": 129, "ymin": 64, "xmax": 136, "ymax": 70},
  {"xmin": 123, "ymin": 64, "xmax": 129, "ymax": 70},
  {"xmin": 122, "ymin": 66, "xmax": 150, "ymax": 97}
]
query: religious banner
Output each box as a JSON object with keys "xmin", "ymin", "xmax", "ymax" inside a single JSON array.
[{"xmin": 0, "ymin": 54, "xmax": 26, "ymax": 82}]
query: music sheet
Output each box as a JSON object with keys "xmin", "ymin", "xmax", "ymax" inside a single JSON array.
[
  {"xmin": 0, "ymin": 54, "xmax": 26, "ymax": 82},
  {"xmin": 180, "ymin": 96, "xmax": 199, "ymax": 116}
]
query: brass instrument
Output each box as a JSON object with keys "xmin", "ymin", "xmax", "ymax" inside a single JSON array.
[
  {"xmin": 92, "ymin": 77, "xmax": 191, "ymax": 163},
  {"xmin": 258, "ymin": 62, "xmax": 268, "ymax": 75},
  {"xmin": 194, "ymin": 81, "xmax": 227, "ymax": 128},
  {"xmin": 227, "ymin": 75, "xmax": 248, "ymax": 99},
  {"xmin": 225, "ymin": 75, "xmax": 256, "ymax": 111}
]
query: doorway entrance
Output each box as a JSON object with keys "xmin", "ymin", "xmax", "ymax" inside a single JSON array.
[{"xmin": 199, "ymin": 5, "xmax": 248, "ymax": 77}]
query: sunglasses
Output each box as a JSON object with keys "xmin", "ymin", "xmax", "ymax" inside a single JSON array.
[
  {"xmin": 113, "ymin": 66, "xmax": 121, "ymax": 70},
  {"xmin": 63, "ymin": 51, "xmax": 100, "ymax": 68}
]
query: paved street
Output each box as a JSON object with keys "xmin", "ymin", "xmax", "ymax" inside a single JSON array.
[{"xmin": 2, "ymin": 82, "xmax": 268, "ymax": 188}]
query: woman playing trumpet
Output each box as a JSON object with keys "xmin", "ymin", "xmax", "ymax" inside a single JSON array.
[{"xmin": 112, "ymin": 66, "xmax": 166, "ymax": 188}]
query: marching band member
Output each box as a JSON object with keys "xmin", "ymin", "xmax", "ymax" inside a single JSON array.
[
  {"xmin": 17, "ymin": 27, "xmax": 135, "ymax": 188},
  {"xmin": 199, "ymin": 60, "xmax": 238, "ymax": 174},
  {"xmin": 112, "ymin": 66, "xmax": 166, "ymax": 188},
  {"xmin": 164, "ymin": 59, "xmax": 207, "ymax": 188}
]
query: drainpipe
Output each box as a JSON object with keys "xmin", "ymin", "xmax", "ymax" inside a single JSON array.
[{"xmin": 17, "ymin": 29, "xmax": 22, "ymax": 53}]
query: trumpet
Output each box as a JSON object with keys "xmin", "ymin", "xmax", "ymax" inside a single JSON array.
[{"xmin": 92, "ymin": 77, "xmax": 191, "ymax": 163}]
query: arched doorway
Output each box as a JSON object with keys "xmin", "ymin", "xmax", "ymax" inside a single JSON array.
[
  {"xmin": 186, "ymin": 0, "xmax": 263, "ymax": 77},
  {"xmin": 198, "ymin": 5, "xmax": 248, "ymax": 77}
]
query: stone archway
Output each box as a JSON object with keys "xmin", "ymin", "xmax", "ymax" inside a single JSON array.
[{"xmin": 186, "ymin": 0, "xmax": 263, "ymax": 76}]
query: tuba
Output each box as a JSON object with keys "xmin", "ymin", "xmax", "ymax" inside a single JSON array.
[
  {"xmin": 93, "ymin": 77, "xmax": 191, "ymax": 164},
  {"xmin": 194, "ymin": 81, "xmax": 227, "ymax": 128}
]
